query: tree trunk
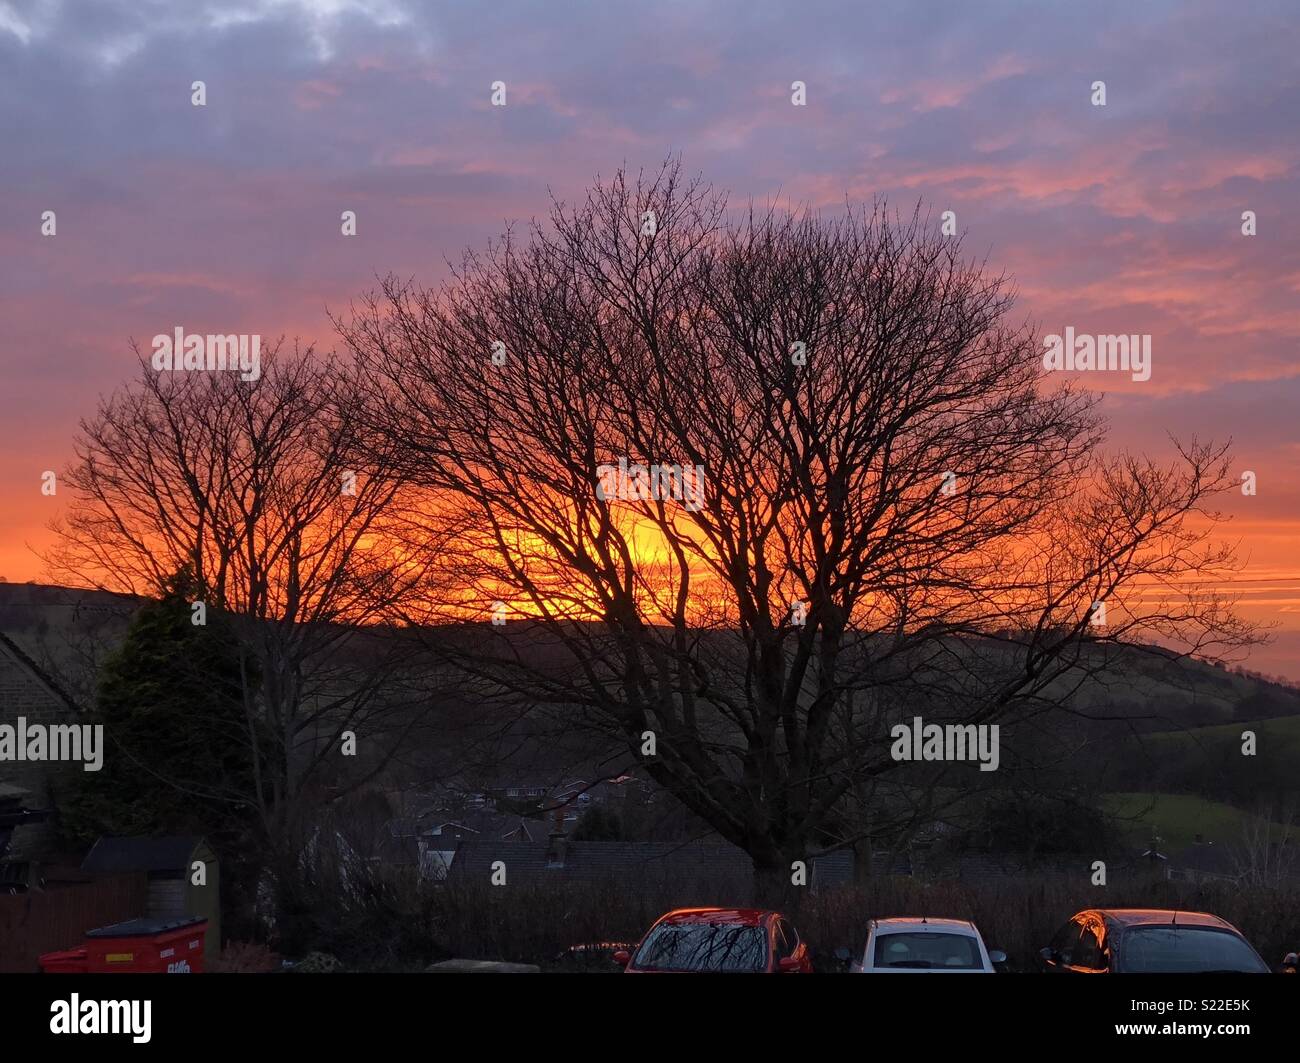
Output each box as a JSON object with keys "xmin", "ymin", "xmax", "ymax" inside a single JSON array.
[
  {"xmin": 852, "ymin": 837, "xmax": 873, "ymax": 885},
  {"xmin": 751, "ymin": 847, "xmax": 808, "ymax": 913}
]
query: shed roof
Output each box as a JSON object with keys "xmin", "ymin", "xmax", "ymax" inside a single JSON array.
[{"xmin": 81, "ymin": 835, "xmax": 208, "ymax": 874}]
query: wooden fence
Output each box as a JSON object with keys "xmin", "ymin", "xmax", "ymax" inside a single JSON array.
[{"xmin": 0, "ymin": 872, "xmax": 147, "ymax": 972}]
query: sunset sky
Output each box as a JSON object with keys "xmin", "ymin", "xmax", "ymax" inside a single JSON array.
[{"xmin": 1, "ymin": 0, "xmax": 1297, "ymax": 676}]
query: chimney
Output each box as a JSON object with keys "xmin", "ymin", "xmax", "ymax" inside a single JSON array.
[{"xmin": 546, "ymin": 806, "xmax": 567, "ymax": 869}]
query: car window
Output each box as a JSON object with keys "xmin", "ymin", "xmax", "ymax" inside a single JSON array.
[
  {"xmin": 632, "ymin": 922, "xmax": 768, "ymax": 972},
  {"xmin": 872, "ymin": 932, "xmax": 983, "ymax": 969},
  {"xmin": 773, "ymin": 920, "xmax": 794, "ymax": 960},
  {"xmin": 1074, "ymin": 924, "xmax": 1106, "ymax": 970},
  {"xmin": 1050, "ymin": 920, "xmax": 1083, "ymax": 965},
  {"xmin": 1120, "ymin": 927, "xmax": 1269, "ymax": 973}
]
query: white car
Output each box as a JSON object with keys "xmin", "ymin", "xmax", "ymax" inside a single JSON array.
[{"xmin": 845, "ymin": 917, "xmax": 1006, "ymax": 973}]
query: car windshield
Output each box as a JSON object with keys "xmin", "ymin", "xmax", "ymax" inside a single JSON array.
[
  {"xmin": 1120, "ymin": 927, "xmax": 1268, "ymax": 973},
  {"xmin": 633, "ymin": 922, "xmax": 768, "ymax": 972},
  {"xmin": 873, "ymin": 931, "xmax": 982, "ymax": 969}
]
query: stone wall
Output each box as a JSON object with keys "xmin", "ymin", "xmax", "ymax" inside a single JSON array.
[{"xmin": 0, "ymin": 643, "xmax": 80, "ymax": 858}]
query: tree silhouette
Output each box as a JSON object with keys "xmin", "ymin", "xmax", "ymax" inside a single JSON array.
[
  {"xmin": 342, "ymin": 160, "xmax": 1254, "ymax": 892},
  {"xmin": 47, "ymin": 344, "xmax": 437, "ymax": 938}
]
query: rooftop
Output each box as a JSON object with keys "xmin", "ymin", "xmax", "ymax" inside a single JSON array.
[{"xmin": 81, "ymin": 835, "xmax": 206, "ymax": 874}]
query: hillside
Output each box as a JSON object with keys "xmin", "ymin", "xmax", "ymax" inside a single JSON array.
[
  {"xmin": 3, "ymin": 581, "xmax": 1298, "ymax": 839},
  {"xmin": 1103, "ymin": 791, "xmax": 1289, "ymax": 850}
]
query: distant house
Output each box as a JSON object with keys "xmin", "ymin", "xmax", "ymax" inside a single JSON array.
[
  {"xmin": 0, "ymin": 783, "xmax": 50, "ymax": 870},
  {"xmin": 483, "ymin": 778, "xmax": 615, "ymax": 816},
  {"xmin": 0, "ymin": 632, "xmax": 83, "ymax": 859},
  {"xmin": 1167, "ymin": 842, "xmax": 1242, "ymax": 885},
  {"xmin": 81, "ymin": 836, "xmax": 220, "ymax": 960},
  {"xmin": 446, "ymin": 835, "xmax": 857, "ymax": 894},
  {"xmin": 422, "ymin": 812, "xmax": 543, "ymax": 843},
  {"xmin": 498, "ymin": 784, "xmax": 548, "ymax": 803},
  {"xmin": 382, "ymin": 810, "xmax": 543, "ymax": 882}
]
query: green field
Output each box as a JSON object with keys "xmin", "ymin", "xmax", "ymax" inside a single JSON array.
[
  {"xmin": 1103, "ymin": 791, "xmax": 1283, "ymax": 851},
  {"xmin": 1135, "ymin": 714, "xmax": 1300, "ymax": 759}
]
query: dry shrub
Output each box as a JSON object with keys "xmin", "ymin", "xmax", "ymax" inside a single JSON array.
[{"xmin": 209, "ymin": 940, "xmax": 281, "ymax": 973}]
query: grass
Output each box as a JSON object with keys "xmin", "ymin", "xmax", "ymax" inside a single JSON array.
[
  {"xmin": 1103, "ymin": 792, "xmax": 1266, "ymax": 850},
  {"xmin": 1103, "ymin": 716, "xmax": 1300, "ymax": 815},
  {"xmin": 1138, "ymin": 714, "xmax": 1300, "ymax": 758}
]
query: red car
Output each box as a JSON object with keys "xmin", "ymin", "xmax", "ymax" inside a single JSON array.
[{"xmin": 613, "ymin": 907, "xmax": 813, "ymax": 973}]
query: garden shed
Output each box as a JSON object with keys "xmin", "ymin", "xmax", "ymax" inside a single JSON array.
[{"xmin": 81, "ymin": 835, "xmax": 219, "ymax": 961}]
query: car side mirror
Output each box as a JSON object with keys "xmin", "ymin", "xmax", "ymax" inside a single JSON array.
[
  {"xmin": 612, "ymin": 950, "xmax": 630, "ymax": 967},
  {"xmin": 988, "ymin": 949, "xmax": 1008, "ymax": 966}
]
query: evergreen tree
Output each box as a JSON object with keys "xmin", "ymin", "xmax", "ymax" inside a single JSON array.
[{"xmin": 60, "ymin": 567, "xmax": 262, "ymax": 850}]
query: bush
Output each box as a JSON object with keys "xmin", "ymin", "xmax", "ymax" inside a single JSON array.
[
  {"xmin": 209, "ymin": 941, "xmax": 281, "ymax": 974},
  {"xmin": 248, "ymin": 861, "xmax": 1300, "ymax": 972}
]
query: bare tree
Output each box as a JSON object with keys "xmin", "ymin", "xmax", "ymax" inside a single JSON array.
[
  {"xmin": 339, "ymin": 161, "xmax": 1255, "ymax": 894},
  {"xmin": 1237, "ymin": 800, "xmax": 1299, "ymax": 887},
  {"xmin": 46, "ymin": 341, "xmax": 436, "ymax": 936}
]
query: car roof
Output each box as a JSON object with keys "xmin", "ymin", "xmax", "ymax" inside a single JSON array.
[
  {"xmin": 1087, "ymin": 909, "xmax": 1235, "ymax": 930},
  {"xmin": 871, "ymin": 917, "xmax": 977, "ymax": 934},
  {"xmin": 656, "ymin": 907, "xmax": 774, "ymax": 926}
]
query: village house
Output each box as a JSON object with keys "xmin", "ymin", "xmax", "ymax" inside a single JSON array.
[{"xmin": 0, "ymin": 632, "xmax": 84, "ymax": 861}]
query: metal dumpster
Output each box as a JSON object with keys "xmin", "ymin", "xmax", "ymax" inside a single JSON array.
[
  {"xmin": 40, "ymin": 916, "xmax": 207, "ymax": 973},
  {"xmin": 37, "ymin": 945, "xmax": 90, "ymax": 974}
]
